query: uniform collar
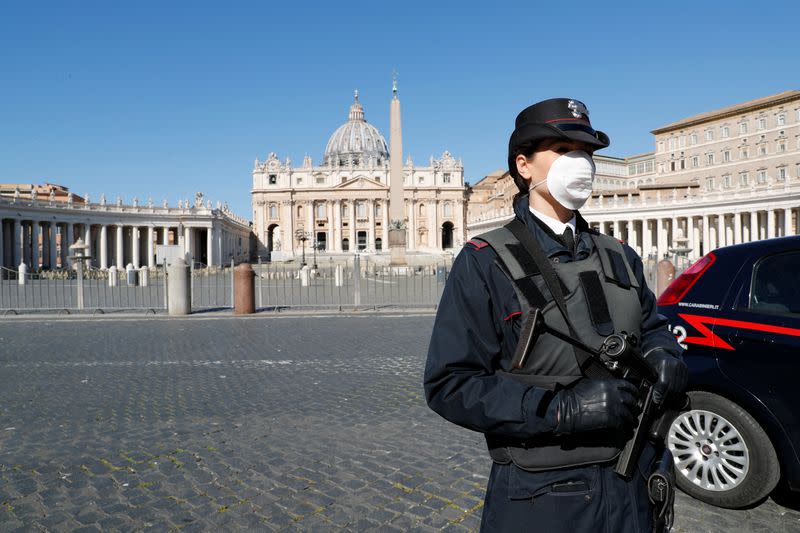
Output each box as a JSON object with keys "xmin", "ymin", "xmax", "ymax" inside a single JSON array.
[
  {"xmin": 512, "ymin": 193, "xmax": 591, "ymax": 259},
  {"xmin": 528, "ymin": 206, "xmax": 576, "ymax": 236}
]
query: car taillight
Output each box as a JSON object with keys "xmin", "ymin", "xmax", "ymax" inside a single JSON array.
[{"xmin": 657, "ymin": 252, "xmax": 717, "ymax": 306}]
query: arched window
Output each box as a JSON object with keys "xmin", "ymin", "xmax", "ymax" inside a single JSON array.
[
  {"xmin": 375, "ymin": 202, "xmax": 382, "ymax": 217},
  {"xmin": 316, "ymin": 203, "xmax": 326, "ymax": 219},
  {"xmin": 419, "ymin": 203, "xmax": 425, "ymax": 217},
  {"xmin": 297, "ymin": 204, "xmax": 303, "ymax": 218},
  {"xmin": 357, "ymin": 202, "xmax": 366, "ymax": 218},
  {"xmin": 269, "ymin": 204, "xmax": 278, "ymax": 219},
  {"xmin": 342, "ymin": 202, "xmax": 349, "ymax": 217}
]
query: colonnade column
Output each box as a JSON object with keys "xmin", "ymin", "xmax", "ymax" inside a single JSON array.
[
  {"xmin": 147, "ymin": 226, "xmax": 155, "ymax": 268},
  {"xmin": 162, "ymin": 226, "xmax": 169, "ymax": 246},
  {"xmin": 734, "ymin": 213, "xmax": 742, "ymax": 245},
  {"xmin": 716, "ymin": 214, "xmax": 725, "ymax": 248},
  {"xmin": 749, "ymin": 211, "xmax": 758, "ymax": 243},
  {"xmin": 306, "ymin": 201, "xmax": 314, "ymax": 240},
  {"xmin": 115, "ymin": 225, "xmax": 124, "ymax": 267},
  {"xmin": 184, "ymin": 226, "xmax": 192, "ymax": 263},
  {"xmin": 132, "ymin": 226, "xmax": 140, "ymax": 268},
  {"xmin": 65, "ymin": 223, "xmax": 74, "ymax": 268},
  {"xmin": 642, "ymin": 219, "xmax": 651, "ymax": 258},
  {"xmin": 31, "ymin": 221, "xmax": 40, "ymax": 270},
  {"xmin": 691, "ymin": 217, "xmax": 701, "ymax": 259},
  {"xmin": 332, "ymin": 200, "xmax": 341, "ymax": 252},
  {"xmin": 686, "ymin": 216, "xmax": 695, "ymax": 258},
  {"xmin": 701, "ymin": 215, "xmax": 709, "ymax": 255},
  {"xmin": 785, "ymin": 208, "xmax": 793, "ymax": 237},
  {"xmin": 83, "ymin": 225, "xmax": 92, "ymax": 264},
  {"xmin": 409, "ymin": 200, "xmax": 416, "ymax": 251},
  {"xmin": 656, "ymin": 219, "xmax": 667, "ymax": 260},
  {"xmin": 206, "ymin": 225, "xmax": 215, "ymax": 266},
  {"xmin": 627, "ymin": 219, "xmax": 637, "ymax": 253},
  {"xmin": 367, "ymin": 199, "xmax": 376, "ymax": 251},
  {"xmin": 49, "ymin": 222, "xmax": 58, "ymax": 269},
  {"xmin": 13, "ymin": 220, "xmax": 21, "ymax": 267},
  {"xmin": 767, "ymin": 209, "xmax": 776, "ymax": 239},
  {"xmin": 612, "ymin": 220, "xmax": 620, "ymax": 239},
  {"xmin": 99, "ymin": 225, "xmax": 108, "ymax": 269}
]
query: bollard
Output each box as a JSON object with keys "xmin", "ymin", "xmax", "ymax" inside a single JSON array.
[
  {"xmin": 167, "ymin": 258, "xmax": 191, "ymax": 315},
  {"xmin": 139, "ymin": 266, "xmax": 149, "ymax": 287},
  {"xmin": 299, "ymin": 265, "xmax": 310, "ymax": 287},
  {"xmin": 126, "ymin": 263, "xmax": 136, "ymax": 286},
  {"xmin": 234, "ymin": 263, "xmax": 256, "ymax": 315},
  {"xmin": 108, "ymin": 266, "xmax": 118, "ymax": 287},
  {"xmin": 18, "ymin": 262, "xmax": 26, "ymax": 286},
  {"xmin": 656, "ymin": 258, "xmax": 676, "ymax": 299},
  {"xmin": 334, "ymin": 264, "xmax": 343, "ymax": 287}
]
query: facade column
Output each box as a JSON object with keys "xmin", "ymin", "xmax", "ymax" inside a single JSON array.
[
  {"xmin": 146, "ymin": 226, "xmax": 154, "ymax": 268},
  {"xmin": 612, "ymin": 219, "xmax": 620, "ymax": 239},
  {"xmin": 49, "ymin": 222, "xmax": 58, "ymax": 269},
  {"xmin": 13, "ymin": 219, "xmax": 21, "ymax": 267},
  {"xmin": 686, "ymin": 216, "xmax": 694, "ymax": 258},
  {"xmin": 701, "ymin": 215, "xmax": 710, "ymax": 255},
  {"xmin": 716, "ymin": 214, "xmax": 725, "ymax": 248},
  {"xmin": 642, "ymin": 218, "xmax": 651, "ymax": 258},
  {"xmin": 162, "ymin": 226, "xmax": 169, "ymax": 245},
  {"xmin": 333, "ymin": 200, "xmax": 341, "ymax": 252},
  {"xmin": 628, "ymin": 219, "xmax": 638, "ymax": 253},
  {"xmin": 409, "ymin": 199, "xmax": 417, "ymax": 251},
  {"xmin": 285, "ymin": 201, "xmax": 295, "ymax": 257},
  {"xmin": 749, "ymin": 211, "xmax": 758, "ymax": 243},
  {"xmin": 349, "ymin": 199, "xmax": 356, "ymax": 250},
  {"xmin": 382, "ymin": 200, "xmax": 390, "ymax": 251},
  {"xmin": 216, "ymin": 227, "xmax": 223, "ymax": 265},
  {"xmin": 734, "ymin": 213, "xmax": 742, "ymax": 245},
  {"xmin": 100, "ymin": 225, "xmax": 108, "ymax": 269},
  {"xmin": 767, "ymin": 209, "xmax": 775, "ymax": 239},
  {"xmin": 31, "ymin": 221, "xmax": 40, "ymax": 270},
  {"xmin": 116, "ymin": 225, "xmax": 124, "ymax": 267},
  {"xmin": 132, "ymin": 226, "xmax": 140, "ymax": 268},
  {"xmin": 83, "ymin": 225, "xmax": 92, "ymax": 265},
  {"xmin": 367, "ymin": 199, "xmax": 376, "ymax": 252},
  {"xmin": 670, "ymin": 216, "xmax": 678, "ymax": 248},
  {"xmin": 785, "ymin": 208, "xmax": 793, "ymax": 236},
  {"xmin": 691, "ymin": 217, "xmax": 701, "ymax": 259},
  {"xmin": 306, "ymin": 200, "xmax": 314, "ymax": 238}
]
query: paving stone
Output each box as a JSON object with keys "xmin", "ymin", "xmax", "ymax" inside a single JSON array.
[{"xmin": 0, "ymin": 316, "xmax": 796, "ymax": 532}]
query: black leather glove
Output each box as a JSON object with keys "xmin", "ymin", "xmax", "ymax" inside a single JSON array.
[
  {"xmin": 552, "ymin": 378, "xmax": 641, "ymax": 436},
  {"xmin": 644, "ymin": 348, "xmax": 689, "ymax": 407}
]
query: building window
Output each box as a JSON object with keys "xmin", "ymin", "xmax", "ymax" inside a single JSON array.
[
  {"xmin": 707, "ymin": 153, "xmax": 715, "ymax": 165},
  {"xmin": 670, "ymin": 161, "xmax": 676, "ymax": 172},
  {"xmin": 706, "ymin": 178, "xmax": 715, "ymax": 191},
  {"xmin": 316, "ymin": 176, "xmax": 326, "ymax": 184},
  {"xmin": 375, "ymin": 176, "xmax": 381, "ymax": 183},
  {"xmin": 628, "ymin": 164, "xmax": 636, "ymax": 175},
  {"xmin": 740, "ymin": 148, "xmax": 749, "ymax": 159},
  {"xmin": 723, "ymin": 174, "xmax": 732, "ymax": 188},
  {"xmin": 778, "ymin": 140, "xmax": 786, "ymax": 152},
  {"xmin": 658, "ymin": 162, "xmax": 665, "ymax": 174},
  {"xmin": 297, "ymin": 205, "xmax": 303, "ymax": 217},
  {"xmin": 443, "ymin": 202, "xmax": 452, "ymax": 217},
  {"xmin": 419, "ymin": 203, "xmax": 425, "ymax": 217},
  {"xmin": 705, "ymin": 130, "xmax": 714, "ymax": 141},
  {"xmin": 758, "ymin": 117, "xmax": 767, "ymax": 130},
  {"xmin": 375, "ymin": 238, "xmax": 382, "ymax": 251},
  {"xmin": 740, "ymin": 172, "xmax": 749, "ymax": 186},
  {"xmin": 680, "ymin": 159, "xmax": 686, "ymax": 170},
  {"xmin": 722, "ymin": 126, "xmax": 730, "ymax": 138},
  {"xmin": 342, "ymin": 203, "xmax": 349, "ymax": 217},
  {"xmin": 316, "ymin": 203, "xmax": 326, "ymax": 219},
  {"xmin": 723, "ymin": 150, "xmax": 731, "ymax": 162},
  {"xmin": 759, "ymin": 144, "xmax": 767, "ymax": 156},
  {"xmin": 691, "ymin": 156, "xmax": 699, "ymax": 168},
  {"xmin": 679, "ymin": 136, "xmax": 686, "ymax": 148},
  {"xmin": 668, "ymin": 138, "xmax": 677, "ymax": 151},
  {"xmin": 658, "ymin": 141, "xmax": 665, "ymax": 152},
  {"xmin": 357, "ymin": 202, "xmax": 366, "ymax": 218},
  {"xmin": 739, "ymin": 122, "xmax": 748, "ymax": 134},
  {"xmin": 777, "ymin": 113, "xmax": 786, "ymax": 126},
  {"xmin": 342, "ymin": 238, "xmax": 349, "ymax": 252},
  {"xmin": 778, "ymin": 167, "xmax": 787, "ymax": 181},
  {"xmin": 443, "ymin": 172, "xmax": 451, "ymax": 184},
  {"xmin": 375, "ymin": 203, "xmax": 382, "ymax": 217},
  {"xmin": 758, "ymin": 170, "xmax": 767, "ymax": 183},
  {"xmin": 357, "ymin": 231, "xmax": 367, "ymax": 251},
  {"xmin": 796, "ymin": 163, "xmax": 800, "ymax": 178},
  {"xmin": 269, "ymin": 204, "xmax": 278, "ymax": 219},
  {"xmin": 268, "ymin": 174, "xmax": 277, "ymax": 185},
  {"xmin": 296, "ymin": 176, "xmax": 303, "ymax": 184},
  {"xmin": 690, "ymin": 133, "xmax": 698, "ymax": 145},
  {"xmin": 418, "ymin": 175, "xmax": 424, "ymax": 184}
]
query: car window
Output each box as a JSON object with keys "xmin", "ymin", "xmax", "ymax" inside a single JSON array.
[{"xmin": 748, "ymin": 251, "xmax": 800, "ymax": 316}]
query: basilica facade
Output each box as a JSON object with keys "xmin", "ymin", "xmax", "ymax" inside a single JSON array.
[{"xmin": 251, "ymin": 92, "xmax": 468, "ymax": 261}]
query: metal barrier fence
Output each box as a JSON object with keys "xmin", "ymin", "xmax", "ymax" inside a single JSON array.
[
  {"xmin": 0, "ymin": 265, "xmax": 168, "ymax": 314},
  {"xmin": 254, "ymin": 257, "xmax": 452, "ymax": 311}
]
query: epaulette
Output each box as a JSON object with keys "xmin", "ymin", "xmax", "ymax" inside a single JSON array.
[{"xmin": 465, "ymin": 238, "xmax": 490, "ymax": 251}]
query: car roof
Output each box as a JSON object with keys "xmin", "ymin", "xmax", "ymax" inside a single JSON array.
[{"xmin": 711, "ymin": 235, "xmax": 800, "ymax": 259}]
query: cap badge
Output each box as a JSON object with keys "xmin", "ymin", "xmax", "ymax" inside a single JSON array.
[{"xmin": 567, "ymin": 100, "xmax": 589, "ymax": 119}]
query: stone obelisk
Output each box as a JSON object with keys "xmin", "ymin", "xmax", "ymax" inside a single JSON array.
[{"xmin": 388, "ymin": 75, "xmax": 407, "ymax": 265}]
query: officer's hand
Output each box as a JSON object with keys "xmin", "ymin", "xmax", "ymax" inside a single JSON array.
[
  {"xmin": 645, "ymin": 349, "xmax": 689, "ymax": 407},
  {"xmin": 553, "ymin": 378, "xmax": 641, "ymax": 436}
]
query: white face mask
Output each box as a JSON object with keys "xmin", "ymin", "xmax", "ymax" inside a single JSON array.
[{"xmin": 529, "ymin": 150, "xmax": 596, "ymax": 210}]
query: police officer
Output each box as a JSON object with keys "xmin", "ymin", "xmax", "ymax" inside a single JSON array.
[{"xmin": 424, "ymin": 98, "xmax": 688, "ymax": 532}]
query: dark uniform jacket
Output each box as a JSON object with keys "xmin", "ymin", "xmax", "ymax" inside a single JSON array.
[{"xmin": 424, "ymin": 193, "xmax": 683, "ymax": 446}]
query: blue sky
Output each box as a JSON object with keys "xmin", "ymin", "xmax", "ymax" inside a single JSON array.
[{"xmin": 1, "ymin": 1, "xmax": 798, "ymax": 218}]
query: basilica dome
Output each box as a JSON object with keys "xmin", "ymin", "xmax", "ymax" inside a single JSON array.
[{"xmin": 324, "ymin": 91, "xmax": 389, "ymax": 167}]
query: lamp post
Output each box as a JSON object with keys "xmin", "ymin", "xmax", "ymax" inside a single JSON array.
[
  {"xmin": 294, "ymin": 228, "xmax": 307, "ymax": 267},
  {"xmin": 311, "ymin": 233, "xmax": 318, "ymax": 270}
]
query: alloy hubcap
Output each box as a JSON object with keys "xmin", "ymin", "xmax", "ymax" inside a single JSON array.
[{"xmin": 668, "ymin": 409, "xmax": 749, "ymax": 492}]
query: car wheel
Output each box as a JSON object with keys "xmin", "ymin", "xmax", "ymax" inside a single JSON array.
[{"xmin": 667, "ymin": 391, "xmax": 780, "ymax": 509}]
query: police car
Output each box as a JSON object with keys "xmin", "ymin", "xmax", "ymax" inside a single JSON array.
[{"xmin": 657, "ymin": 235, "xmax": 800, "ymax": 509}]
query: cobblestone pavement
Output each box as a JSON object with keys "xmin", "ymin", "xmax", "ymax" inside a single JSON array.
[{"xmin": 0, "ymin": 315, "xmax": 798, "ymax": 532}]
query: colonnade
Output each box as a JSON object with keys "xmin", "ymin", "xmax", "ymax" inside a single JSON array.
[
  {"xmin": 0, "ymin": 218, "xmax": 246, "ymax": 270},
  {"xmin": 589, "ymin": 207, "xmax": 797, "ymax": 260}
]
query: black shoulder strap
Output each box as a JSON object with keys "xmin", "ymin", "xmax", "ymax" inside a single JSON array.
[{"xmin": 505, "ymin": 218, "xmax": 613, "ymax": 380}]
